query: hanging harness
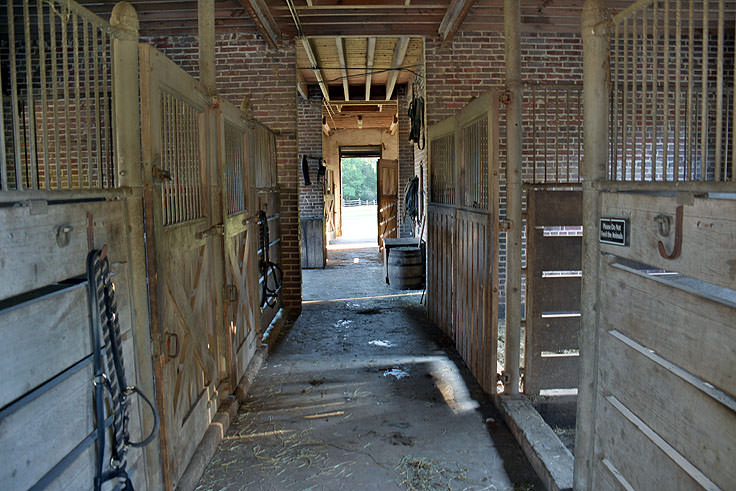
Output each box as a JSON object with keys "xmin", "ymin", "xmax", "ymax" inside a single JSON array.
[
  {"xmin": 403, "ymin": 175, "xmax": 419, "ymax": 225},
  {"xmin": 86, "ymin": 248, "xmax": 159, "ymax": 491},
  {"xmin": 408, "ymin": 94, "xmax": 425, "ymax": 150},
  {"xmin": 258, "ymin": 211, "xmax": 283, "ymax": 308}
]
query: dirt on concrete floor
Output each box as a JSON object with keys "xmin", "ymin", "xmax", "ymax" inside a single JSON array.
[{"xmin": 196, "ymin": 244, "xmax": 542, "ymax": 490}]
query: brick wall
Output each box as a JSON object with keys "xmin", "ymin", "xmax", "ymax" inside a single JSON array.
[
  {"xmin": 420, "ymin": 30, "xmax": 585, "ymax": 317},
  {"xmin": 298, "ymin": 86, "xmax": 324, "ymax": 219},
  {"xmin": 144, "ymin": 30, "xmax": 303, "ymax": 315},
  {"xmin": 397, "ymin": 85, "xmax": 415, "ymax": 237}
]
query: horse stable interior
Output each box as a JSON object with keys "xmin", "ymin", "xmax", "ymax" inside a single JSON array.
[{"xmin": 1, "ymin": 0, "xmax": 734, "ymax": 489}]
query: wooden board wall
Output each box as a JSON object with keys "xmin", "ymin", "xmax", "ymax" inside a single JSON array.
[
  {"xmin": 0, "ymin": 200, "xmax": 150, "ymax": 490},
  {"xmin": 590, "ymin": 192, "xmax": 736, "ymax": 490}
]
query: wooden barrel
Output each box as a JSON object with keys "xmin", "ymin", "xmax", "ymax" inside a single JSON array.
[{"xmin": 388, "ymin": 247, "xmax": 424, "ymax": 290}]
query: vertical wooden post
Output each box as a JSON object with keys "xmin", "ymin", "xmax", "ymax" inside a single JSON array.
[
  {"xmin": 574, "ymin": 1, "xmax": 609, "ymax": 488},
  {"xmin": 503, "ymin": 0, "xmax": 522, "ymax": 396},
  {"xmin": 110, "ymin": 2, "xmax": 163, "ymax": 489},
  {"xmin": 198, "ymin": 0, "xmax": 216, "ymax": 95}
]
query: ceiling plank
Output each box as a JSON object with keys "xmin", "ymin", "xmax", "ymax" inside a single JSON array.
[
  {"xmin": 237, "ymin": 0, "xmax": 281, "ymax": 48},
  {"xmin": 385, "ymin": 37, "xmax": 409, "ymax": 101},
  {"xmin": 437, "ymin": 0, "xmax": 475, "ymax": 44},
  {"xmin": 301, "ymin": 37, "xmax": 331, "ymax": 101},
  {"xmin": 365, "ymin": 37, "xmax": 376, "ymax": 101},
  {"xmin": 335, "ymin": 37, "xmax": 350, "ymax": 101}
]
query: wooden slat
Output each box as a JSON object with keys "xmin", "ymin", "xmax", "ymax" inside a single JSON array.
[
  {"xmin": 600, "ymin": 193, "xmax": 736, "ymax": 290},
  {"xmin": 594, "ymin": 393, "xmax": 710, "ymax": 491},
  {"xmin": 438, "ymin": 0, "xmax": 475, "ymax": 43},
  {"xmin": 529, "ymin": 317, "xmax": 580, "ymax": 353},
  {"xmin": 531, "ymin": 277, "xmax": 581, "ymax": 312},
  {"xmin": 601, "ymin": 261, "xmax": 736, "ymax": 397},
  {"xmin": 526, "ymin": 355, "xmax": 580, "ymax": 392},
  {"xmin": 530, "ymin": 190, "xmax": 583, "ymax": 225},
  {"xmin": 599, "ymin": 331, "xmax": 735, "ymax": 489},
  {"xmin": 385, "ymin": 36, "xmax": 409, "ymax": 101},
  {"xmin": 529, "ymin": 232, "xmax": 582, "ymax": 271}
]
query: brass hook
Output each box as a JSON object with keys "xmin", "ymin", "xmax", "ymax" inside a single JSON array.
[{"xmin": 657, "ymin": 205, "xmax": 683, "ymax": 260}]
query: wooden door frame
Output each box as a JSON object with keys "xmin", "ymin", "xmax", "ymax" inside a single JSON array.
[{"xmin": 376, "ymin": 158, "xmax": 399, "ymax": 248}]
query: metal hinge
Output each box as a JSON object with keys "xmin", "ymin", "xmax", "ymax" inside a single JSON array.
[
  {"xmin": 498, "ymin": 91, "xmax": 512, "ymax": 105},
  {"xmin": 497, "ymin": 371, "xmax": 510, "ymax": 385},
  {"xmin": 499, "ymin": 220, "xmax": 511, "ymax": 231},
  {"xmin": 152, "ymin": 164, "xmax": 172, "ymax": 183}
]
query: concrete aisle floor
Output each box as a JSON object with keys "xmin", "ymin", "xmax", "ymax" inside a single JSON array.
[{"xmin": 196, "ymin": 243, "xmax": 541, "ymax": 491}]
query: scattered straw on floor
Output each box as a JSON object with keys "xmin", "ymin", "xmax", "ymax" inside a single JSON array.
[{"xmin": 396, "ymin": 455, "xmax": 467, "ymax": 490}]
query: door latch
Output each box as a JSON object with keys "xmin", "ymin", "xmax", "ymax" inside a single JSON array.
[
  {"xmin": 196, "ymin": 223, "xmax": 224, "ymax": 240},
  {"xmin": 152, "ymin": 165, "xmax": 172, "ymax": 182}
]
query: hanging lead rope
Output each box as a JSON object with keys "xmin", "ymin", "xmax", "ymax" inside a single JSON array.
[
  {"xmin": 87, "ymin": 248, "xmax": 159, "ymax": 491},
  {"xmin": 258, "ymin": 211, "xmax": 283, "ymax": 308},
  {"xmin": 408, "ymin": 87, "xmax": 425, "ymax": 150}
]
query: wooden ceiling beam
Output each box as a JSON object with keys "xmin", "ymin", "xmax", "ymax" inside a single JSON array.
[
  {"xmin": 365, "ymin": 37, "xmax": 376, "ymax": 101},
  {"xmin": 335, "ymin": 37, "xmax": 350, "ymax": 101},
  {"xmin": 437, "ymin": 0, "xmax": 475, "ymax": 44},
  {"xmin": 237, "ymin": 0, "xmax": 280, "ymax": 48},
  {"xmin": 301, "ymin": 37, "xmax": 331, "ymax": 101},
  {"xmin": 385, "ymin": 36, "xmax": 409, "ymax": 101},
  {"xmin": 296, "ymin": 70, "xmax": 309, "ymax": 99}
]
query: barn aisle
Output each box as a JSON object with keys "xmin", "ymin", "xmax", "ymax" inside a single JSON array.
[{"xmin": 195, "ymin": 244, "xmax": 540, "ymax": 490}]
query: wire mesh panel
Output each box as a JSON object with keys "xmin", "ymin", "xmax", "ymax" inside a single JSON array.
[
  {"xmin": 1, "ymin": 0, "xmax": 114, "ymax": 191},
  {"xmin": 523, "ymin": 84, "xmax": 583, "ymax": 184},
  {"xmin": 461, "ymin": 116, "xmax": 489, "ymax": 208},
  {"xmin": 610, "ymin": 0, "xmax": 736, "ymax": 182},
  {"xmin": 429, "ymin": 133, "xmax": 455, "ymax": 204},
  {"xmin": 160, "ymin": 91, "xmax": 204, "ymax": 226},
  {"xmin": 225, "ymin": 122, "xmax": 246, "ymax": 215}
]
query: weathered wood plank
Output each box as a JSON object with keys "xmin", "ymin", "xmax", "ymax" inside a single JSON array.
[
  {"xmin": 530, "ymin": 190, "xmax": 582, "ymax": 226},
  {"xmin": 531, "ymin": 277, "xmax": 581, "ymax": 312},
  {"xmin": 599, "ymin": 330, "xmax": 736, "ymax": 489},
  {"xmin": 601, "ymin": 261, "xmax": 736, "ymax": 396},
  {"xmin": 594, "ymin": 392, "xmax": 717, "ymax": 491},
  {"xmin": 528, "ymin": 317, "xmax": 580, "ymax": 353},
  {"xmin": 526, "ymin": 354, "xmax": 580, "ymax": 392},
  {"xmin": 600, "ymin": 193, "xmax": 736, "ymax": 290},
  {"xmin": 529, "ymin": 231, "xmax": 582, "ymax": 271},
  {"xmin": 0, "ymin": 201, "xmax": 128, "ymax": 300},
  {"xmin": 0, "ymin": 284, "xmax": 90, "ymax": 408}
]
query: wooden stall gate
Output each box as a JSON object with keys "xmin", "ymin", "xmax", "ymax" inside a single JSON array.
[
  {"xmin": 525, "ymin": 190, "xmax": 582, "ymax": 396},
  {"xmin": 0, "ymin": 1, "xmax": 158, "ymax": 488},
  {"xmin": 579, "ymin": 1, "xmax": 736, "ymax": 488},
  {"xmin": 377, "ymin": 158, "xmax": 399, "ymax": 248},
  {"xmin": 426, "ymin": 91, "xmax": 501, "ymax": 394}
]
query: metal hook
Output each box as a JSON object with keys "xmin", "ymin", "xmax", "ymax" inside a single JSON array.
[{"xmin": 657, "ymin": 205, "xmax": 683, "ymax": 260}]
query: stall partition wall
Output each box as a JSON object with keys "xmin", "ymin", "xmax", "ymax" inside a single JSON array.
[
  {"xmin": 578, "ymin": 0, "xmax": 736, "ymax": 488},
  {"xmin": 426, "ymin": 91, "xmax": 500, "ymax": 395},
  {"xmin": 0, "ymin": 2, "xmax": 282, "ymax": 489}
]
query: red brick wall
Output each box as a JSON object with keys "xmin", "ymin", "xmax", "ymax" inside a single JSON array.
[
  {"xmin": 298, "ymin": 86, "xmax": 324, "ymax": 219},
  {"xmin": 397, "ymin": 85, "xmax": 415, "ymax": 237},
  {"xmin": 143, "ymin": 31, "xmax": 303, "ymax": 315}
]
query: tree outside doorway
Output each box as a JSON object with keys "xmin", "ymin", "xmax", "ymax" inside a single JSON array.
[{"xmin": 336, "ymin": 157, "xmax": 378, "ymax": 245}]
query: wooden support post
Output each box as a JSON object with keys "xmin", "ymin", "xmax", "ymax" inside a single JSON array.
[
  {"xmin": 503, "ymin": 0, "xmax": 522, "ymax": 396},
  {"xmin": 198, "ymin": 0, "xmax": 216, "ymax": 95},
  {"xmin": 574, "ymin": 1, "xmax": 609, "ymax": 489},
  {"xmin": 110, "ymin": 2, "xmax": 162, "ymax": 489}
]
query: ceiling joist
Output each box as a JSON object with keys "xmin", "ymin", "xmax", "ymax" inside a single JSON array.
[
  {"xmin": 365, "ymin": 37, "xmax": 376, "ymax": 101},
  {"xmin": 385, "ymin": 36, "xmax": 410, "ymax": 101},
  {"xmin": 335, "ymin": 37, "xmax": 350, "ymax": 101},
  {"xmin": 237, "ymin": 0, "xmax": 280, "ymax": 48},
  {"xmin": 296, "ymin": 70, "xmax": 309, "ymax": 99},
  {"xmin": 301, "ymin": 37, "xmax": 331, "ymax": 101},
  {"xmin": 438, "ymin": 0, "xmax": 475, "ymax": 44}
]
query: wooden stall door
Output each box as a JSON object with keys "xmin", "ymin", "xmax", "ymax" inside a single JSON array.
[
  {"xmin": 525, "ymin": 190, "xmax": 582, "ymax": 395},
  {"xmin": 377, "ymin": 158, "xmax": 398, "ymax": 247},
  {"xmin": 324, "ymin": 167, "xmax": 337, "ymax": 241},
  {"xmin": 140, "ymin": 44, "xmax": 223, "ymax": 488},
  {"xmin": 590, "ymin": 193, "xmax": 736, "ymax": 490},
  {"xmin": 219, "ymin": 101, "xmax": 260, "ymax": 388}
]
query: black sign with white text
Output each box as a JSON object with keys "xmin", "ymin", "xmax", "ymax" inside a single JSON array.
[{"xmin": 599, "ymin": 217, "xmax": 629, "ymax": 246}]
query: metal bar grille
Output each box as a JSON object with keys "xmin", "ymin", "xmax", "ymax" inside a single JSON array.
[
  {"xmin": 610, "ymin": 0, "xmax": 736, "ymax": 182},
  {"xmin": 461, "ymin": 116, "xmax": 489, "ymax": 209},
  {"xmin": 523, "ymin": 84, "xmax": 584, "ymax": 184},
  {"xmin": 429, "ymin": 133, "xmax": 455, "ymax": 204},
  {"xmin": 159, "ymin": 92, "xmax": 204, "ymax": 226},
  {"xmin": 225, "ymin": 122, "xmax": 246, "ymax": 215},
  {"xmin": 1, "ymin": 0, "xmax": 115, "ymax": 191}
]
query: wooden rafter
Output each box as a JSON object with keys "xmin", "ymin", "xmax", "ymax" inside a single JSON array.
[
  {"xmin": 365, "ymin": 37, "xmax": 376, "ymax": 101},
  {"xmin": 385, "ymin": 36, "xmax": 409, "ymax": 101},
  {"xmin": 335, "ymin": 37, "xmax": 350, "ymax": 101},
  {"xmin": 301, "ymin": 37, "xmax": 330, "ymax": 101},
  {"xmin": 437, "ymin": 0, "xmax": 474, "ymax": 44},
  {"xmin": 296, "ymin": 70, "xmax": 308, "ymax": 99},
  {"xmin": 237, "ymin": 0, "xmax": 281, "ymax": 48}
]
